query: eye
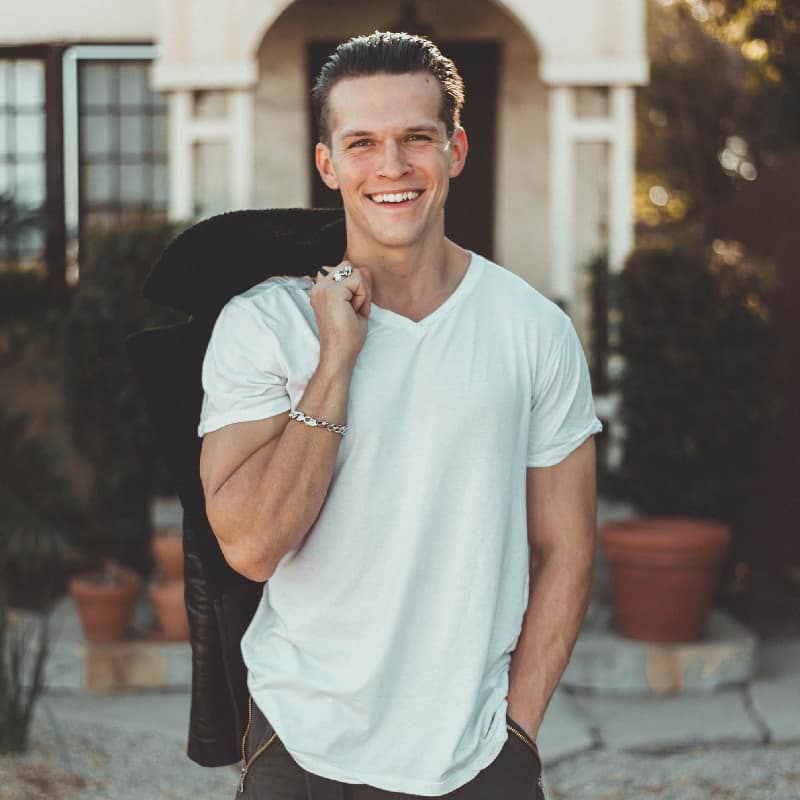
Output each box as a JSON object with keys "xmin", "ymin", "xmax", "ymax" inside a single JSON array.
[
  {"xmin": 348, "ymin": 139, "xmax": 371, "ymax": 149},
  {"xmin": 407, "ymin": 134, "xmax": 432, "ymax": 142}
]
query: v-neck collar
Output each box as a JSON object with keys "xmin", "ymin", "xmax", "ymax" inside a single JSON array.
[{"xmin": 368, "ymin": 251, "xmax": 482, "ymax": 333}]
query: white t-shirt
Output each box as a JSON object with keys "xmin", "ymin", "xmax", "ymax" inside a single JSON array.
[{"xmin": 197, "ymin": 252, "xmax": 603, "ymax": 795}]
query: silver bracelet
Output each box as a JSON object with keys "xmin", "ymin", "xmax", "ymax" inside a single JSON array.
[{"xmin": 288, "ymin": 409, "xmax": 347, "ymax": 436}]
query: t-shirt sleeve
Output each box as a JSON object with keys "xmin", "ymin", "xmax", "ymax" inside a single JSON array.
[
  {"xmin": 197, "ymin": 296, "xmax": 291, "ymax": 437},
  {"xmin": 527, "ymin": 317, "xmax": 604, "ymax": 467}
]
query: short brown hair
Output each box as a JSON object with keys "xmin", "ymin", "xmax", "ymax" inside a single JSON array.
[{"xmin": 311, "ymin": 30, "xmax": 465, "ymax": 145}]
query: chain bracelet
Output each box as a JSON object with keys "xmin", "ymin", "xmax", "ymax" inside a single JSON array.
[{"xmin": 288, "ymin": 409, "xmax": 347, "ymax": 436}]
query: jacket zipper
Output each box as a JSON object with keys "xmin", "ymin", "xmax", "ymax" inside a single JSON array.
[{"xmin": 239, "ymin": 695, "xmax": 278, "ymax": 793}]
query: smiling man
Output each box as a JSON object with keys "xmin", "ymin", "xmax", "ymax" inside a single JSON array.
[{"xmin": 197, "ymin": 31, "xmax": 602, "ymax": 800}]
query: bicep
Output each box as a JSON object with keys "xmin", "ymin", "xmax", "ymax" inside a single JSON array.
[{"xmin": 525, "ymin": 435, "xmax": 598, "ymax": 561}]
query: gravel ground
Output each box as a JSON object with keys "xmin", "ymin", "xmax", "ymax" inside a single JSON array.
[{"xmin": 2, "ymin": 716, "xmax": 800, "ymax": 800}]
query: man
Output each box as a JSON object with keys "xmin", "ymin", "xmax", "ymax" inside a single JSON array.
[{"xmin": 197, "ymin": 31, "xmax": 602, "ymax": 800}]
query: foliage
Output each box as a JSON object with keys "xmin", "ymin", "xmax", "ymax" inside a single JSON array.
[
  {"xmin": 0, "ymin": 406, "xmax": 85, "ymax": 610},
  {"xmin": 637, "ymin": 0, "xmax": 800, "ymax": 241},
  {"xmin": 0, "ymin": 591, "xmax": 50, "ymax": 754},
  {"xmin": 61, "ymin": 221, "xmax": 187, "ymax": 574},
  {"xmin": 609, "ymin": 244, "xmax": 779, "ymax": 530}
]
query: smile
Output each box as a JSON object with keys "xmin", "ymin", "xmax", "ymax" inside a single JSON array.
[{"xmin": 368, "ymin": 190, "xmax": 423, "ymax": 205}]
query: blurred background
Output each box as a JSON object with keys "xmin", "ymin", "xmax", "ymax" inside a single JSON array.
[{"xmin": 0, "ymin": 0, "xmax": 798, "ymax": 797}]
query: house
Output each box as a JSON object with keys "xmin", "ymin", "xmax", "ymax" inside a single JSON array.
[{"xmin": 1, "ymin": 0, "xmax": 648, "ymax": 422}]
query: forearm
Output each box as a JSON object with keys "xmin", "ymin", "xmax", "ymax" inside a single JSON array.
[
  {"xmin": 506, "ymin": 549, "xmax": 594, "ymax": 740},
  {"xmin": 213, "ymin": 359, "xmax": 352, "ymax": 579}
]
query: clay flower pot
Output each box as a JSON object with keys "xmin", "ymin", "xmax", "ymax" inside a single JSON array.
[
  {"xmin": 150, "ymin": 578, "xmax": 190, "ymax": 641},
  {"xmin": 599, "ymin": 517, "xmax": 731, "ymax": 642},
  {"xmin": 68, "ymin": 562, "xmax": 142, "ymax": 642},
  {"xmin": 152, "ymin": 533, "xmax": 184, "ymax": 582}
]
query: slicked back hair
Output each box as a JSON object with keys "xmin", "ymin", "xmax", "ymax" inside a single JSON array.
[{"xmin": 312, "ymin": 31, "xmax": 465, "ymax": 146}]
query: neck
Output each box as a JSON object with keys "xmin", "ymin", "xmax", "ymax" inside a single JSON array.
[{"xmin": 343, "ymin": 235, "xmax": 467, "ymax": 310}]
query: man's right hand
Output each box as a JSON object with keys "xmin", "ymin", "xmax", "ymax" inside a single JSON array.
[{"xmin": 311, "ymin": 260, "xmax": 373, "ymax": 369}]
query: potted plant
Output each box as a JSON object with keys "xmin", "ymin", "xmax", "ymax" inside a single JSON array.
[
  {"xmin": 600, "ymin": 244, "xmax": 779, "ymax": 641},
  {"xmin": 68, "ymin": 558, "xmax": 142, "ymax": 642},
  {"xmin": 147, "ymin": 495, "xmax": 189, "ymax": 640},
  {"xmin": 61, "ymin": 222, "xmax": 187, "ymax": 581}
]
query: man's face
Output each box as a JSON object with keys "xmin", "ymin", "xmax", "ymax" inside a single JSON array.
[{"xmin": 315, "ymin": 72, "xmax": 468, "ymax": 252}]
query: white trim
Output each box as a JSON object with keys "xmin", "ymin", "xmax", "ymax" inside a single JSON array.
[
  {"xmin": 151, "ymin": 61, "xmax": 258, "ymax": 91},
  {"xmin": 548, "ymin": 86, "xmax": 575, "ymax": 302},
  {"xmin": 168, "ymin": 92, "xmax": 193, "ymax": 221},
  {"xmin": 62, "ymin": 44, "xmax": 158, "ymax": 239},
  {"xmin": 541, "ymin": 58, "xmax": 649, "ymax": 86},
  {"xmin": 230, "ymin": 90, "xmax": 254, "ymax": 209},
  {"xmin": 608, "ymin": 86, "xmax": 635, "ymax": 273},
  {"xmin": 569, "ymin": 117, "xmax": 618, "ymax": 141},
  {"xmin": 186, "ymin": 118, "xmax": 235, "ymax": 141}
]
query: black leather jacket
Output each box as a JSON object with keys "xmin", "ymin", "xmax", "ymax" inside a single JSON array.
[{"xmin": 127, "ymin": 208, "xmax": 345, "ymax": 766}]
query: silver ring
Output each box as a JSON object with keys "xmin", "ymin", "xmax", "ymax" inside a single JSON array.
[{"xmin": 332, "ymin": 265, "xmax": 353, "ymax": 282}]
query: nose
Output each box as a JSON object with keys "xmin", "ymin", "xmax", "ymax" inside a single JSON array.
[{"xmin": 376, "ymin": 139, "xmax": 410, "ymax": 180}]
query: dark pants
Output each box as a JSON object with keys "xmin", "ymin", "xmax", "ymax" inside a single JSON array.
[{"xmin": 236, "ymin": 696, "xmax": 546, "ymax": 799}]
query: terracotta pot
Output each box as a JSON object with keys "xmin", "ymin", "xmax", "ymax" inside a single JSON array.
[
  {"xmin": 599, "ymin": 517, "xmax": 732, "ymax": 642},
  {"xmin": 152, "ymin": 534, "xmax": 184, "ymax": 581},
  {"xmin": 68, "ymin": 565, "xmax": 142, "ymax": 642},
  {"xmin": 150, "ymin": 579, "xmax": 190, "ymax": 641}
]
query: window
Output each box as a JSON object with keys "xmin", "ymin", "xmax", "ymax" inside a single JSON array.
[
  {"xmin": 0, "ymin": 59, "xmax": 47, "ymax": 271},
  {"xmin": 78, "ymin": 60, "xmax": 168, "ymax": 242}
]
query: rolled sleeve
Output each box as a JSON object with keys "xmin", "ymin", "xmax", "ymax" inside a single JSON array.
[
  {"xmin": 197, "ymin": 296, "xmax": 291, "ymax": 437},
  {"xmin": 527, "ymin": 318, "xmax": 603, "ymax": 467}
]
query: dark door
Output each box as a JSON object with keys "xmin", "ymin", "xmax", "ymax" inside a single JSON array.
[{"xmin": 307, "ymin": 41, "xmax": 499, "ymax": 259}]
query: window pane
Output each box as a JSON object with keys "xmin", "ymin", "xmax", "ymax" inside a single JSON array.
[
  {"xmin": 82, "ymin": 113, "xmax": 114, "ymax": 156},
  {"xmin": 15, "ymin": 61, "xmax": 44, "ymax": 107},
  {"xmin": 15, "ymin": 161, "xmax": 45, "ymax": 207},
  {"xmin": 0, "ymin": 62, "xmax": 8, "ymax": 106},
  {"xmin": 19, "ymin": 225, "xmax": 45, "ymax": 255},
  {"xmin": 0, "ymin": 114, "xmax": 7, "ymax": 154},
  {"xmin": 153, "ymin": 87, "xmax": 167, "ymax": 110},
  {"xmin": 120, "ymin": 114, "xmax": 146, "ymax": 156},
  {"xmin": 81, "ymin": 63, "xmax": 114, "ymax": 107},
  {"xmin": 0, "ymin": 161, "xmax": 9, "ymax": 193},
  {"xmin": 120, "ymin": 163, "xmax": 147, "ymax": 203},
  {"xmin": 153, "ymin": 162, "xmax": 168, "ymax": 208},
  {"xmin": 85, "ymin": 162, "xmax": 116, "ymax": 205},
  {"xmin": 119, "ymin": 63, "xmax": 149, "ymax": 107},
  {"xmin": 15, "ymin": 112, "xmax": 45, "ymax": 156},
  {"xmin": 152, "ymin": 114, "xmax": 167, "ymax": 156}
]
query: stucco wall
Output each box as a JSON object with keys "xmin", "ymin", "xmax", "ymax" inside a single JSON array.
[
  {"xmin": 0, "ymin": 0, "xmax": 156, "ymax": 43},
  {"xmin": 252, "ymin": 0, "xmax": 606, "ymax": 322}
]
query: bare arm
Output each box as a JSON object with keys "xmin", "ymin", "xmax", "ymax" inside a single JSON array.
[
  {"xmin": 200, "ymin": 359, "xmax": 353, "ymax": 581},
  {"xmin": 506, "ymin": 435, "xmax": 598, "ymax": 741},
  {"xmin": 199, "ymin": 261, "xmax": 372, "ymax": 582}
]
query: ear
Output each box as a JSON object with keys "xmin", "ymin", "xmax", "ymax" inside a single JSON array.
[
  {"xmin": 448, "ymin": 126, "xmax": 468, "ymax": 179},
  {"xmin": 315, "ymin": 142, "xmax": 340, "ymax": 191}
]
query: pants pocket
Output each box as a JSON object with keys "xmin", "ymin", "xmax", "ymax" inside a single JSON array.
[
  {"xmin": 505, "ymin": 715, "xmax": 545, "ymax": 797},
  {"xmin": 238, "ymin": 695, "xmax": 280, "ymax": 795}
]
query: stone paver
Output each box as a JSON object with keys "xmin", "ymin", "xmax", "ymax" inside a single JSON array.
[
  {"xmin": 564, "ymin": 608, "xmax": 759, "ymax": 694},
  {"xmin": 536, "ymin": 688, "xmax": 596, "ymax": 764},
  {"xmin": 568, "ymin": 687, "xmax": 764, "ymax": 751}
]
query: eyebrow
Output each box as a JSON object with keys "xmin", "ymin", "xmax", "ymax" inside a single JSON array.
[{"xmin": 339, "ymin": 125, "xmax": 441, "ymax": 139}]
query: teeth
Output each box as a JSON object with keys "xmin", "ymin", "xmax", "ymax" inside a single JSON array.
[{"xmin": 371, "ymin": 191, "xmax": 420, "ymax": 204}]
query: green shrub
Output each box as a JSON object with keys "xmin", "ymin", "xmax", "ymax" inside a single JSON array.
[
  {"xmin": 62, "ymin": 221, "xmax": 187, "ymax": 574},
  {"xmin": 0, "ymin": 406, "xmax": 85, "ymax": 609},
  {"xmin": 612, "ymin": 244, "xmax": 780, "ymax": 532}
]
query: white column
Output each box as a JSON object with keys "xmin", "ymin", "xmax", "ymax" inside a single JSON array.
[
  {"xmin": 230, "ymin": 89, "xmax": 255, "ymax": 210},
  {"xmin": 168, "ymin": 91, "xmax": 194, "ymax": 221},
  {"xmin": 608, "ymin": 86, "xmax": 636, "ymax": 273},
  {"xmin": 548, "ymin": 86, "xmax": 576, "ymax": 303}
]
